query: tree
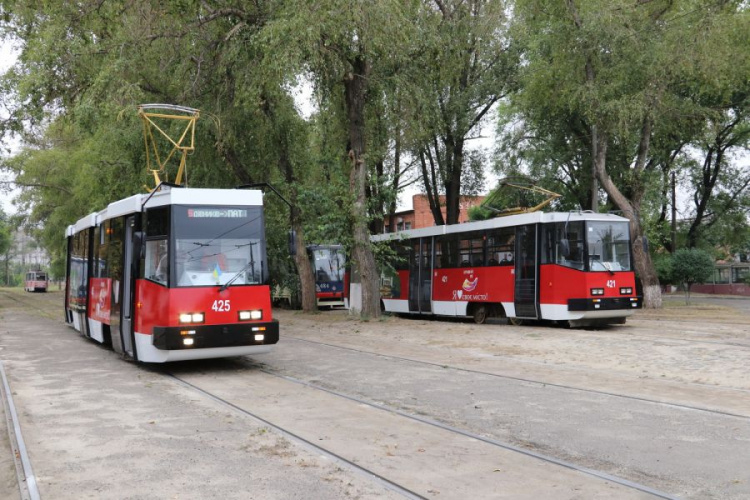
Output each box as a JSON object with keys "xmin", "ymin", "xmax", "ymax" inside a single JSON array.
[
  {"xmin": 670, "ymin": 248, "xmax": 714, "ymax": 304},
  {"xmin": 406, "ymin": 0, "xmax": 517, "ymax": 225},
  {"xmin": 262, "ymin": 0, "xmax": 422, "ymax": 317},
  {"xmin": 0, "ymin": 209, "xmax": 11, "ymax": 286},
  {"xmin": 509, "ymin": 0, "xmax": 749, "ymax": 308},
  {"xmin": 0, "ymin": 1, "xmax": 329, "ymax": 309}
]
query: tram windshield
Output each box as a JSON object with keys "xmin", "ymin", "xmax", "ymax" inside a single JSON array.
[
  {"xmin": 586, "ymin": 221, "xmax": 631, "ymax": 272},
  {"xmin": 172, "ymin": 206, "xmax": 267, "ymax": 287},
  {"xmin": 311, "ymin": 247, "xmax": 346, "ymax": 284}
]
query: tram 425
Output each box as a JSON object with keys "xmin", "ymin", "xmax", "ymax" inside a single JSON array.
[
  {"xmin": 65, "ymin": 185, "xmax": 279, "ymax": 362},
  {"xmin": 373, "ymin": 211, "xmax": 642, "ymax": 327}
]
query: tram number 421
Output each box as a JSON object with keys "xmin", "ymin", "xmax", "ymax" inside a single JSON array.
[
  {"xmin": 606, "ymin": 280, "xmax": 616, "ymax": 288},
  {"xmin": 212, "ymin": 299, "xmax": 231, "ymax": 312}
]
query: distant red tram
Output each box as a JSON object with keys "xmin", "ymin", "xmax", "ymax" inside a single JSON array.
[
  {"xmin": 373, "ymin": 211, "xmax": 642, "ymax": 327},
  {"xmin": 65, "ymin": 185, "xmax": 279, "ymax": 362},
  {"xmin": 24, "ymin": 270, "xmax": 48, "ymax": 292}
]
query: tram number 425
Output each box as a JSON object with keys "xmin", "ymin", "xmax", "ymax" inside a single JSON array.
[{"xmin": 212, "ymin": 299, "xmax": 231, "ymax": 312}]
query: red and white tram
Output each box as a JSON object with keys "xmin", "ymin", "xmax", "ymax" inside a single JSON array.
[
  {"xmin": 65, "ymin": 185, "xmax": 279, "ymax": 362},
  {"xmin": 25, "ymin": 270, "xmax": 48, "ymax": 292},
  {"xmin": 372, "ymin": 211, "xmax": 642, "ymax": 327}
]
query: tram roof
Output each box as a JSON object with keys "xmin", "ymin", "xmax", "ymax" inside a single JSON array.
[
  {"xmin": 67, "ymin": 187, "xmax": 264, "ymax": 235},
  {"xmin": 371, "ymin": 211, "xmax": 630, "ymax": 242}
]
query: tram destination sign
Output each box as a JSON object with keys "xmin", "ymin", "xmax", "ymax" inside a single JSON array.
[{"xmin": 188, "ymin": 209, "xmax": 248, "ymax": 219}]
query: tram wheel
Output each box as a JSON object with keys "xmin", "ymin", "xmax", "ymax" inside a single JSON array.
[
  {"xmin": 472, "ymin": 305, "xmax": 488, "ymax": 324},
  {"xmin": 508, "ymin": 317, "xmax": 525, "ymax": 326}
]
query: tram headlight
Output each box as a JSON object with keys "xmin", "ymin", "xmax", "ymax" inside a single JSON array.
[
  {"xmin": 590, "ymin": 288, "xmax": 604, "ymax": 296},
  {"xmin": 620, "ymin": 287, "xmax": 633, "ymax": 295},
  {"xmin": 239, "ymin": 310, "xmax": 263, "ymax": 321},
  {"xmin": 179, "ymin": 312, "xmax": 205, "ymax": 324}
]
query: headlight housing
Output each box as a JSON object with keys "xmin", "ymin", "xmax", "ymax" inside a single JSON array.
[
  {"xmin": 179, "ymin": 312, "xmax": 205, "ymax": 324},
  {"xmin": 239, "ymin": 310, "xmax": 263, "ymax": 321}
]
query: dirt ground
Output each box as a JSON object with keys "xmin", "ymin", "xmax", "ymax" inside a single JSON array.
[
  {"xmin": 277, "ymin": 297, "xmax": 750, "ymax": 391},
  {"xmin": 2, "ymin": 288, "xmax": 749, "ymax": 499}
]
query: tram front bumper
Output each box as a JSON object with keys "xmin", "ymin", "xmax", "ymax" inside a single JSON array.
[
  {"xmin": 152, "ymin": 320, "xmax": 280, "ymax": 350},
  {"xmin": 567, "ymin": 296, "xmax": 642, "ymax": 311}
]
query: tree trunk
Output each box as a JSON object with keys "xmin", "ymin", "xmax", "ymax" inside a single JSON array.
[
  {"xmin": 260, "ymin": 92, "xmax": 317, "ymax": 312},
  {"xmin": 344, "ymin": 56, "xmax": 380, "ymax": 319},
  {"xmin": 590, "ymin": 124, "xmax": 600, "ymax": 211},
  {"xmin": 291, "ymin": 214, "xmax": 317, "ymax": 312},
  {"xmin": 444, "ymin": 138, "xmax": 464, "ymax": 225},
  {"xmin": 593, "ymin": 130, "xmax": 662, "ymax": 308},
  {"xmin": 418, "ymin": 149, "xmax": 445, "ymax": 226}
]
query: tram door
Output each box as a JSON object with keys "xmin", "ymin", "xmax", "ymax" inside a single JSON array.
[
  {"xmin": 514, "ymin": 224, "xmax": 538, "ymax": 318},
  {"xmin": 120, "ymin": 216, "xmax": 135, "ymax": 357},
  {"xmin": 408, "ymin": 238, "xmax": 433, "ymax": 313}
]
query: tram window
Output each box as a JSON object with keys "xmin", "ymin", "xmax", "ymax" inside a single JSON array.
[
  {"xmin": 146, "ymin": 207, "xmax": 169, "ymax": 237},
  {"xmin": 173, "ymin": 205, "xmax": 266, "ymax": 287},
  {"xmin": 486, "ymin": 228, "xmax": 514, "ymax": 266},
  {"xmin": 145, "ymin": 239, "xmax": 168, "ymax": 285},
  {"xmin": 109, "ymin": 217, "xmax": 123, "ymax": 282},
  {"xmin": 587, "ymin": 221, "xmax": 631, "ymax": 271},
  {"xmin": 392, "ymin": 244, "xmax": 411, "ymax": 271},
  {"xmin": 459, "ymin": 235, "xmax": 484, "ymax": 267},
  {"xmin": 543, "ymin": 222, "xmax": 584, "ymax": 270},
  {"xmin": 434, "ymin": 236, "xmax": 458, "ymax": 268},
  {"xmin": 96, "ymin": 226, "xmax": 109, "ymax": 278}
]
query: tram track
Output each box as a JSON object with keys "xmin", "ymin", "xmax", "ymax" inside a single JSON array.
[
  {"xmin": 165, "ymin": 373, "xmax": 427, "ymax": 500},
  {"xmin": 282, "ymin": 335, "xmax": 750, "ymax": 420},
  {"xmin": 165, "ymin": 367, "xmax": 679, "ymax": 500}
]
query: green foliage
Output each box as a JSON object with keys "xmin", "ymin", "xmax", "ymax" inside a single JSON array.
[
  {"xmin": 670, "ymin": 248, "xmax": 714, "ymax": 301},
  {"xmin": 0, "ymin": 209, "xmax": 10, "ymax": 257},
  {"xmin": 0, "ymin": 0, "xmax": 747, "ymax": 299},
  {"xmin": 653, "ymin": 253, "xmax": 673, "ymax": 285}
]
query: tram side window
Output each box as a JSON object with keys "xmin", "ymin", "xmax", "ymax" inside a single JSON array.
[
  {"xmin": 542, "ymin": 222, "xmax": 584, "ymax": 270},
  {"xmin": 109, "ymin": 217, "xmax": 123, "ymax": 283},
  {"xmin": 68, "ymin": 231, "xmax": 89, "ymax": 309},
  {"xmin": 145, "ymin": 239, "xmax": 168, "ymax": 285},
  {"xmin": 459, "ymin": 234, "xmax": 484, "ymax": 267},
  {"xmin": 434, "ymin": 236, "xmax": 460, "ymax": 268},
  {"xmin": 145, "ymin": 208, "xmax": 169, "ymax": 285},
  {"xmin": 486, "ymin": 228, "xmax": 514, "ymax": 266},
  {"xmin": 95, "ymin": 225, "xmax": 108, "ymax": 278},
  {"xmin": 147, "ymin": 207, "xmax": 169, "ymax": 237},
  {"xmin": 390, "ymin": 243, "xmax": 411, "ymax": 271}
]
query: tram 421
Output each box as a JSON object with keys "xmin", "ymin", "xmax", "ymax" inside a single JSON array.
[
  {"xmin": 65, "ymin": 185, "xmax": 279, "ymax": 362},
  {"xmin": 373, "ymin": 211, "xmax": 643, "ymax": 327}
]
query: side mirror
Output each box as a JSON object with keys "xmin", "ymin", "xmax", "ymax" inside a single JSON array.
[
  {"xmin": 288, "ymin": 230, "xmax": 297, "ymax": 256},
  {"xmin": 560, "ymin": 238, "xmax": 570, "ymax": 258}
]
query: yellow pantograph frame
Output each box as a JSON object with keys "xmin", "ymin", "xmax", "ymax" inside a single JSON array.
[
  {"xmin": 482, "ymin": 180, "xmax": 562, "ymax": 217},
  {"xmin": 138, "ymin": 104, "xmax": 200, "ymax": 190}
]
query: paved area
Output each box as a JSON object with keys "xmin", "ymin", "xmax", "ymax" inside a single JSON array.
[{"xmin": 1, "ymin": 288, "xmax": 749, "ymax": 499}]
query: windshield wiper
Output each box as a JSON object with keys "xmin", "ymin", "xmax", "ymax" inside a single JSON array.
[
  {"xmin": 219, "ymin": 261, "xmax": 257, "ymax": 292},
  {"xmin": 602, "ymin": 261, "xmax": 615, "ymax": 275}
]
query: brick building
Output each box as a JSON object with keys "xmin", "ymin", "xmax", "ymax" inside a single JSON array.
[{"xmin": 385, "ymin": 194, "xmax": 485, "ymax": 233}]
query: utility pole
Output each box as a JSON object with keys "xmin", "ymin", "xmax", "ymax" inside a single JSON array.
[{"xmin": 671, "ymin": 170, "xmax": 676, "ymax": 252}]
